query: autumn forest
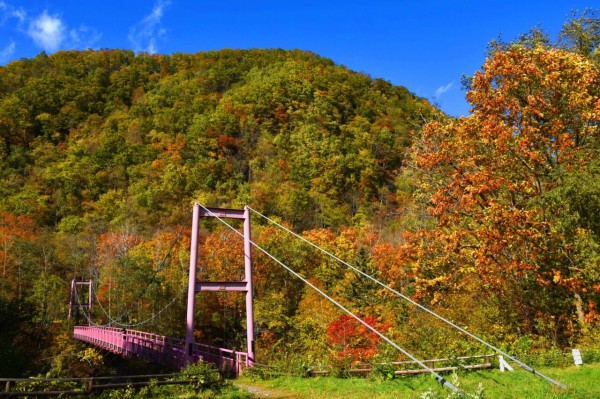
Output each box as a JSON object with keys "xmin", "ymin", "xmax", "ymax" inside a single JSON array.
[{"xmin": 1, "ymin": 10, "xmax": 600, "ymax": 379}]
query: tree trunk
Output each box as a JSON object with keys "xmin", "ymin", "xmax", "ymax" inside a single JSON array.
[{"xmin": 574, "ymin": 292, "xmax": 586, "ymax": 323}]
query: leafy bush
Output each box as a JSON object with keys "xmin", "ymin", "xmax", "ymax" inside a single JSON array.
[{"xmin": 179, "ymin": 361, "xmax": 225, "ymax": 393}]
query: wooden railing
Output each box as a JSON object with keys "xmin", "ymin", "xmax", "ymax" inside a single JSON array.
[
  {"xmin": 309, "ymin": 354, "xmax": 494, "ymax": 376},
  {"xmin": 0, "ymin": 372, "xmax": 212, "ymax": 397}
]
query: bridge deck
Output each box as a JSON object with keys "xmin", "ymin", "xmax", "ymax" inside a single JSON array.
[{"xmin": 73, "ymin": 326, "xmax": 248, "ymax": 375}]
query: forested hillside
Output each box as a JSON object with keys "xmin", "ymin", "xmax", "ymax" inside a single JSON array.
[
  {"xmin": 0, "ymin": 48, "xmax": 437, "ymax": 376},
  {"xmin": 1, "ymin": 11, "xmax": 600, "ymax": 379},
  {"xmin": 0, "ymin": 48, "xmax": 433, "ymax": 230}
]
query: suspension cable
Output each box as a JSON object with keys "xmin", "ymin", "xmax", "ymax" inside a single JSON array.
[
  {"xmin": 111, "ymin": 224, "xmax": 186, "ymax": 322},
  {"xmin": 247, "ymin": 206, "xmax": 567, "ymax": 390},
  {"xmin": 198, "ymin": 203, "xmax": 462, "ymax": 394},
  {"xmin": 88, "ymin": 223, "xmax": 187, "ymax": 327},
  {"xmin": 78, "ymin": 283, "xmax": 186, "ymax": 329},
  {"xmin": 87, "ymin": 282, "xmax": 188, "ymax": 328},
  {"xmin": 87, "ymin": 218, "xmax": 232, "ymax": 329},
  {"xmin": 73, "ymin": 285, "xmax": 100, "ymax": 327}
]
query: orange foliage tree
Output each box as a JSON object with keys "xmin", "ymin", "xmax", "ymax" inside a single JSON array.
[
  {"xmin": 405, "ymin": 46, "xmax": 600, "ymax": 345},
  {"xmin": 0, "ymin": 212, "xmax": 35, "ymax": 303},
  {"xmin": 0, "ymin": 213, "xmax": 34, "ymax": 278},
  {"xmin": 327, "ymin": 314, "xmax": 391, "ymax": 364}
]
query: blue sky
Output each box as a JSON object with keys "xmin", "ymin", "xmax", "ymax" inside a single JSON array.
[{"xmin": 0, "ymin": 1, "xmax": 595, "ymax": 116}]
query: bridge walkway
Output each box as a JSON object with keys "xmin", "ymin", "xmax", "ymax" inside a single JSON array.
[{"xmin": 73, "ymin": 326, "xmax": 248, "ymax": 375}]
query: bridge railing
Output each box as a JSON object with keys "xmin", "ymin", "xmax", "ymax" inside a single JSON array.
[
  {"xmin": 74, "ymin": 326, "xmax": 126, "ymax": 355},
  {"xmin": 124, "ymin": 329, "xmax": 186, "ymax": 368},
  {"xmin": 73, "ymin": 326, "xmax": 248, "ymax": 375},
  {"xmin": 190, "ymin": 342, "xmax": 248, "ymax": 376}
]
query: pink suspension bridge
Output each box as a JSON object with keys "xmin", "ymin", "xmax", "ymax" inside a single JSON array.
[
  {"xmin": 71, "ymin": 205, "xmax": 255, "ymax": 376},
  {"xmin": 71, "ymin": 204, "xmax": 566, "ymax": 394}
]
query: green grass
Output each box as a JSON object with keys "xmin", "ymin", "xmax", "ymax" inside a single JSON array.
[
  {"xmin": 235, "ymin": 363, "xmax": 600, "ymax": 398},
  {"xmin": 95, "ymin": 381, "xmax": 254, "ymax": 399},
  {"xmin": 92, "ymin": 364, "xmax": 600, "ymax": 398}
]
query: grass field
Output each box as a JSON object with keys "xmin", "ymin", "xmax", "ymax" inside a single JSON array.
[{"xmin": 234, "ymin": 363, "xmax": 600, "ymax": 398}]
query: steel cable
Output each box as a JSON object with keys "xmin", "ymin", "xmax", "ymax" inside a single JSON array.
[
  {"xmin": 247, "ymin": 206, "xmax": 567, "ymax": 390},
  {"xmin": 198, "ymin": 203, "xmax": 462, "ymax": 394}
]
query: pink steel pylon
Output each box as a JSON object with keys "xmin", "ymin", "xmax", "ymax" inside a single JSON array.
[{"xmin": 185, "ymin": 204, "xmax": 255, "ymax": 366}]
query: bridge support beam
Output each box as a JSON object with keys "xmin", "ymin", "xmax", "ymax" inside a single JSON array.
[
  {"xmin": 68, "ymin": 279, "xmax": 92, "ymax": 324},
  {"xmin": 243, "ymin": 206, "xmax": 255, "ymax": 365},
  {"xmin": 185, "ymin": 203, "xmax": 200, "ymax": 364},
  {"xmin": 185, "ymin": 204, "xmax": 255, "ymax": 367}
]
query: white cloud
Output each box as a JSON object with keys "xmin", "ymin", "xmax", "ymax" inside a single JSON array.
[
  {"xmin": 27, "ymin": 11, "xmax": 65, "ymax": 52},
  {"xmin": 11, "ymin": 8, "xmax": 25, "ymax": 23},
  {"xmin": 0, "ymin": 3, "xmax": 101, "ymax": 61},
  {"xmin": 128, "ymin": 0, "xmax": 171, "ymax": 53},
  {"xmin": 434, "ymin": 81, "xmax": 454, "ymax": 98},
  {"xmin": 0, "ymin": 1, "xmax": 26, "ymax": 25},
  {"xmin": 69, "ymin": 25, "xmax": 102, "ymax": 49},
  {"xmin": 0, "ymin": 40, "xmax": 15, "ymax": 61}
]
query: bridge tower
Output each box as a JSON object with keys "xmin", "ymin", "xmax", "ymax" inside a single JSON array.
[
  {"xmin": 68, "ymin": 278, "xmax": 92, "ymax": 324},
  {"xmin": 185, "ymin": 204, "xmax": 255, "ymax": 366}
]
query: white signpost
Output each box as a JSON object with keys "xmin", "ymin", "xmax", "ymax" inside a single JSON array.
[
  {"xmin": 572, "ymin": 349, "xmax": 583, "ymax": 366},
  {"xmin": 499, "ymin": 355, "xmax": 514, "ymax": 372}
]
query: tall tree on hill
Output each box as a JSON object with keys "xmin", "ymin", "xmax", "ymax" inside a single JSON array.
[{"xmin": 405, "ymin": 43, "xmax": 600, "ymax": 345}]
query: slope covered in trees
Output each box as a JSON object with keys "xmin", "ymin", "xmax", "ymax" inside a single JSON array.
[
  {"xmin": 0, "ymin": 48, "xmax": 436, "ymax": 376},
  {"xmin": 0, "ymin": 48, "xmax": 432, "ymax": 231},
  {"xmin": 1, "ymin": 10, "xmax": 600, "ymax": 379}
]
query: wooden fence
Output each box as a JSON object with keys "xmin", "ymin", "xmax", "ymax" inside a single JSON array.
[
  {"xmin": 309, "ymin": 354, "xmax": 494, "ymax": 376},
  {"xmin": 0, "ymin": 372, "xmax": 208, "ymax": 397}
]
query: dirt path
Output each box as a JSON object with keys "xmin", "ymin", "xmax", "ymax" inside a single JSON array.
[{"xmin": 234, "ymin": 382, "xmax": 303, "ymax": 398}]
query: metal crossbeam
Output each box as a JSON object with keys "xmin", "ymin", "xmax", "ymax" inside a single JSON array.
[
  {"xmin": 198, "ymin": 207, "xmax": 246, "ymax": 219},
  {"xmin": 195, "ymin": 281, "xmax": 249, "ymax": 292}
]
